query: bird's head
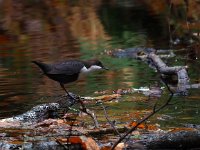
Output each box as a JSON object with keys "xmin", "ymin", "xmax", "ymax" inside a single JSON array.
[{"xmin": 83, "ymin": 59, "xmax": 108, "ymax": 72}]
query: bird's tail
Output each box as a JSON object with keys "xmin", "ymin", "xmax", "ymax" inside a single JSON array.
[{"xmin": 32, "ymin": 61, "xmax": 51, "ymax": 73}]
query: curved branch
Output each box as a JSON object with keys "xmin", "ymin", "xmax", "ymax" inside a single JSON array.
[{"xmin": 111, "ymin": 94, "xmax": 174, "ymax": 150}]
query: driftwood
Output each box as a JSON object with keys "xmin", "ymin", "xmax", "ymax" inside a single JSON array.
[
  {"xmin": 147, "ymin": 52, "xmax": 200, "ymax": 95},
  {"xmin": 147, "ymin": 53, "xmax": 187, "ymax": 75}
]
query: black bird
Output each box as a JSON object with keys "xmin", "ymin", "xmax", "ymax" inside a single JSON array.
[{"xmin": 32, "ymin": 59, "xmax": 108, "ymax": 98}]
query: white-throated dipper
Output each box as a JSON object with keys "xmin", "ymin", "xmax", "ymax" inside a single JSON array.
[{"xmin": 32, "ymin": 59, "xmax": 108, "ymax": 98}]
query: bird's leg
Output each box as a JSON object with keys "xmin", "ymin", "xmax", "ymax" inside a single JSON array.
[
  {"xmin": 60, "ymin": 83, "xmax": 76, "ymax": 100},
  {"xmin": 60, "ymin": 84, "xmax": 86, "ymax": 110},
  {"xmin": 59, "ymin": 83, "xmax": 99, "ymax": 128}
]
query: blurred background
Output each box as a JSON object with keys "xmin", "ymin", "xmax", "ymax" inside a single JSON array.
[{"xmin": 0, "ymin": 0, "xmax": 200, "ymax": 128}]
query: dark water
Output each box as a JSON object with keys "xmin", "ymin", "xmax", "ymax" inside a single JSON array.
[{"xmin": 0, "ymin": 1, "xmax": 200, "ymax": 129}]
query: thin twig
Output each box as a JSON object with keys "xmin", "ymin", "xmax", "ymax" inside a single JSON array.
[
  {"xmin": 63, "ymin": 92, "xmax": 99, "ymax": 128},
  {"xmin": 101, "ymin": 102, "xmax": 121, "ymax": 137},
  {"xmin": 77, "ymin": 98, "xmax": 99, "ymax": 128}
]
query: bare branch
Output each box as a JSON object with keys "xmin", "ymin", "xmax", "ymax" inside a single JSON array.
[
  {"xmin": 100, "ymin": 102, "xmax": 121, "ymax": 137},
  {"xmin": 111, "ymin": 94, "xmax": 174, "ymax": 150},
  {"xmin": 78, "ymin": 98, "xmax": 99, "ymax": 128}
]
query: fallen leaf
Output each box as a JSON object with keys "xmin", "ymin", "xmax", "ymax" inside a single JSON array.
[
  {"xmin": 63, "ymin": 120, "xmax": 80, "ymax": 126},
  {"xmin": 57, "ymin": 119, "xmax": 64, "ymax": 124},
  {"xmin": 100, "ymin": 146, "xmax": 111, "ymax": 150},
  {"xmin": 8, "ymin": 140, "xmax": 24, "ymax": 145},
  {"xmin": 63, "ymin": 113, "xmax": 78, "ymax": 120},
  {"xmin": 132, "ymin": 130, "xmax": 140, "ymax": 135},
  {"xmin": 129, "ymin": 122, "xmax": 145, "ymax": 129},
  {"xmin": 129, "ymin": 122, "xmax": 158, "ymax": 130},
  {"xmin": 35, "ymin": 119, "xmax": 58, "ymax": 127},
  {"xmin": 57, "ymin": 136, "xmax": 86, "ymax": 149},
  {"xmin": 115, "ymin": 142, "xmax": 126, "ymax": 150},
  {"xmin": 85, "ymin": 137, "xmax": 100, "ymax": 150},
  {"xmin": 84, "ymin": 94, "xmax": 121, "ymax": 101},
  {"xmin": 170, "ymin": 127, "xmax": 197, "ymax": 132},
  {"xmin": 96, "ymin": 94, "xmax": 121, "ymax": 101},
  {"xmin": 57, "ymin": 136, "xmax": 99, "ymax": 150},
  {"xmin": 0, "ymin": 120, "xmax": 21, "ymax": 128}
]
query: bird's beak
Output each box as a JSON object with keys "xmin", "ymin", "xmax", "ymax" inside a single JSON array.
[{"xmin": 102, "ymin": 66, "xmax": 109, "ymax": 70}]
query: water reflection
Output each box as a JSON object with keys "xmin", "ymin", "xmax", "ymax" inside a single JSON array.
[{"xmin": 0, "ymin": 0, "xmax": 199, "ymax": 129}]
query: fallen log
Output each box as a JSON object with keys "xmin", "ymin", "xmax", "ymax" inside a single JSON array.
[
  {"xmin": 145, "ymin": 131, "xmax": 200, "ymax": 149},
  {"xmin": 147, "ymin": 53, "xmax": 187, "ymax": 75},
  {"xmin": 147, "ymin": 52, "xmax": 200, "ymax": 95}
]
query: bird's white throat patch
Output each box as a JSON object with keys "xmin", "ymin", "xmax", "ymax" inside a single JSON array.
[{"xmin": 80, "ymin": 65, "xmax": 102, "ymax": 73}]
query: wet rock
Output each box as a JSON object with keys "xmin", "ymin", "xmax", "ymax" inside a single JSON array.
[
  {"xmin": 0, "ymin": 132, "xmax": 7, "ymax": 137},
  {"xmin": 112, "ymin": 47, "xmax": 155, "ymax": 59},
  {"xmin": 32, "ymin": 141, "xmax": 61, "ymax": 150},
  {"xmin": 0, "ymin": 140, "xmax": 64, "ymax": 150},
  {"xmin": 0, "ymin": 94, "xmax": 80, "ymax": 124},
  {"xmin": 111, "ymin": 47, "xmax": 175, "ymax": 60},
  {"xmin": 183, "ymin": 124, "xmax": 200, "ymax": 130},
  {"xmin": 0, "ymin": 103, "xmax": 60, "ymax": 124},
  {"xmin": 126, "ymin": 142, "xmax": 146, "ymax": 150},
  {"xmin": 0, "ymin": 141, "xmax": 21, "ymax": 150}
]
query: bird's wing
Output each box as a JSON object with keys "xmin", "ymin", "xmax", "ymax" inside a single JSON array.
[{"xmin": 47, "ymin": 61, "xmax": 84, "ymax": 75}]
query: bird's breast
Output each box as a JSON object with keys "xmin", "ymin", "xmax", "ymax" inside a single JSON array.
[
  {"xmin": 80, "ymin": 66, "xmax": 89, "ymax": 74},
  {"xmin": 80, "ymin": 65, "xmax": 102, "ymax": 74}
]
